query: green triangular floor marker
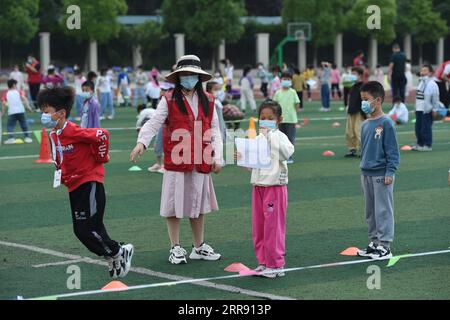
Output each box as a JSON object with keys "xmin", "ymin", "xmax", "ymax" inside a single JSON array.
[
  {"xmin": 387, "ymin": 254, "xmax": 412, "ymax": 267},
  {"xmin": 31, "ymin": 295, "xmax": 58, "ymax": 300},
  {"xmin": 34, "ymin": 130, "xmax": 42, "ymax": 144},
  {"xmin": 128, "ymin": 166, "xmax": 142, "ymax": 172}
]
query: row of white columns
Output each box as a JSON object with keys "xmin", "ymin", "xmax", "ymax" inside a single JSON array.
[
  {"xmin": 39, "ymin": 32, "xmax": 99, "ymax": 72},
  {"xmin": 37, "ymin": 32, "xmax": 446, "ymax": 74}
]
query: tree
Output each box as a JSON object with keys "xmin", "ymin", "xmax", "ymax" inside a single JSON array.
[
  {"xmin": 397, "ymin": 0, "xmax": 448, "ymax": 64},
  {"xmin": 60, "ymin": 0, "xmax": 127, "ymax": 70},
  {"xmin": 39, "ymin": 0, "xmax": 64, "ymax": 32},
  {"xmin": 0, "ymin": 0, "xmax": 39, "ymax": 67},
  {"xmin": 61, "ymin": 0, "xmax": 128, "ymax": 43},
  {"xmin": 162, "ymin": 0, "xmax": 246, "ymax": 68},
  {"xmin": 433, "ymin": 0, "xmax": 450, "ymax": 28},
  {"xmin": 121, "ymin": 21, "xmax": 169, "ymax": 67},
  {"xmin": 346, "ymin": 0, "xmax": 397, "ymax": 44}
]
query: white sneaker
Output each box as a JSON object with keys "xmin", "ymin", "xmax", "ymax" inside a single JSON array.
[
  {"xmin": 99, "ymin": 116, "xmax": 106, "ymax": 120},
  {"xmin": 107, "ymin": 115, "xmax": 114, "ymax": 120},
  {"xmin": 107, "ymin": 244, "xmax": 134, "ymax": 279},
  {"xmin": 107, "ymin": 250, "xmax": 123, "ymax": 279},
  {"xmin": 4, "ymin": 138, "xmax": 16, "ymax": 145},
  {"xmin": 367, "ymin": 245, "xmax": 393, "ymax": 260},
  {"xmin": 357, "ymin": 242, "xmax": 378, "ymax": 258},
  {"xmin": 412, "ymin": 145, "xmax": 423, "ymax": 151},
  {"xmin": 148, "ymin": 164, "xmax": 162, "ymax": 173},
  {"xmin": 169, "ymin": 245, "xmax": 187, "ymax": 265},
  {"xmin": 24, "ymin": 137, "xmax": 33, "ymax": 144},
  {"xmin": 118, "ymin": 244, "xmax": 134, "ymax": 278},
  {"xmin": 254, "ymin": 265, "xmax": 266, "ymax": 272},
  {"xmin": 189, "ymin": 243, "xmax": 221, "ymax": 261},
  {"xmin": 261, "ymin": 267, "xmax": 285, "ymax": 278},
  {"xmin": 421, "ymin": 146, "xmax": 432, "ymax": 152}
]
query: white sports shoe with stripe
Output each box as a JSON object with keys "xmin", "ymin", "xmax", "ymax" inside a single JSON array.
[
  {"xmin": 108, "ymin": 243, "xmax": 134, "ymax": 279},
  {"xmin": 261, "ymin": 267, "xmax": 285, "ymax": 278},
  {"xmin": 169, "ymin": 245, "xmax": 187, "ymax": 265},
  {"xmin": 367, "ymin": 245, "xmax": 393, "ymax": 260},
  {"xmin": 189, "ymin": 243, "xmax": 221, "ymax": 261},
  {"xmin": 118, "ymin": 244, "xmax": 134, "ymax": 278}
]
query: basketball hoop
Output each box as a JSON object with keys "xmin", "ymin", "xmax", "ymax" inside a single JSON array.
[{"xmin": 287, "ymin": 22, "xmax": 312, "ymax": 42}]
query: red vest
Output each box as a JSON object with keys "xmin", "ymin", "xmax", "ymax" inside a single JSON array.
[
  {"xmin": 163, "ymin": 92, "xmax": 215, "ymax": 173},
  {"xmin": 435, "ymin": 60, "xmax": 450, "ymax": 80}
]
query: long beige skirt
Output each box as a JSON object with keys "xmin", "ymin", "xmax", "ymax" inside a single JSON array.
[{"xmin": 160, "ymin": 170, "xmax": 219, "ymax": 219}]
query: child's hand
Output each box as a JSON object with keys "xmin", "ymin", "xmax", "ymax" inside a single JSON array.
[
  {"xmin": 259, "ymin": 127, "xmax": 268, "ymax": 137},
  {"xmin": 130, "ymin": 143, "xmax": 145, "ymax": 163},
  {"xmin": 234, "ymin": 151, "xmax": 242, "ymax": 162},
  {"xmin": 212, "ymin": 162, "xmax": 222, "ymax": 174},
  {"xmin": 384, "ymin": 176, "xmax": 393, "ymax": 186}
]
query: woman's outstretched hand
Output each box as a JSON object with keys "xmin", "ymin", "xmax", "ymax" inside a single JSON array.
[{"xmin": 130, "ymin": 143, "xmax": 145, "ymax": 163}]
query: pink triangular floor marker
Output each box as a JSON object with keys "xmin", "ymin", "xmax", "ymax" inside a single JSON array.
[
  {"xmin": 322, "ymin": 150, "xmax": 335, "ymax": 157},
  {"xmin": 340, "ymin": 247, "xmax": 360, "ymax": 256},
  {"xmin": 101, "ymin": 280, "xmax": 129, "ymax": 291},
  {"xmin": 224, "ymin": 262, "xmax": 250, "ymax": 273},
  {"xmin": 401, "ymin": 145, "xmax": 412, "ymax": 151}
]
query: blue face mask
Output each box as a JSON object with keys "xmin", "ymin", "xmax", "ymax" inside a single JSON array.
[
  {"xmin": 80, "ymin": 92, "xmax": 93, "ymax": 99},
  {"xmin": 41, "ymin": 113, "xmax": 59, "ymax": 129},
  {"xmin": 259, "ymin": 120, "xmax": 277, "ymax": 130},
  {"xmin": 361, "ymin": 99, "xmax": 376, "ymax": 115},
  {"xmin": 281, "ymin": 80, "xmax": 292, "ymax": 88},
  {"xmin": 180, "ymin": 75, "xmax": 199, "ymax": 90}
]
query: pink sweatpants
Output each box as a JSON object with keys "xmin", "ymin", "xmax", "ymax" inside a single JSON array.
[{"xmin": 252, "ymin": 185, "xmax": 288, "ymax": 269}]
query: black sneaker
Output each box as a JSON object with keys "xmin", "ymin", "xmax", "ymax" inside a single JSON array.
[
  {"xmin": 367, "ymin": 245, "xmax": 393, "ymax": 260},
  {"xmin": 345, "ymin": 149, "xmax": 357, "ymax": 158},
  {"xmin": 357, "ymin": 242, "xmax": 378, "ymax": 258}
]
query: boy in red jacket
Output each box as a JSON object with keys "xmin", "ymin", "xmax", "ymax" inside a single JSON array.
[{"xmin": 37, "ymin": 87, "xmax": 133, "ymax": 279}]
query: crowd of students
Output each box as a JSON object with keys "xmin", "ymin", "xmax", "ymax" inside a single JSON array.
[{"xmin": 0, "ymin": 50, "xmax": 449, "ymax": 280}]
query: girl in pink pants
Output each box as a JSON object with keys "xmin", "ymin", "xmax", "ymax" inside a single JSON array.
[{"xmin": 247, "ymin": 100, "xmax": 295, "ymax": 278}]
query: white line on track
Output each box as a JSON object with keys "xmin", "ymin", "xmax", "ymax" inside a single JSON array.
[
  {"xmin": 32, "ymin": 259, "xmax": 88, "ymax": 268},
  {"xmin": 0, "ymin": 240, "xmax": 294, "ymax": 300},
  {"xmin": 2, "ymin": 240, "xmax": 450, "ymax": 300}
]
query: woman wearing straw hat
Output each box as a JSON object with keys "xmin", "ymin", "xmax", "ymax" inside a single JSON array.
[{"xmin": 130, "ymin": 55, "xmax": 223, "ymax": 264}]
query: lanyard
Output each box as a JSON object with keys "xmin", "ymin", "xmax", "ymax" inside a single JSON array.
[{"xmin": 50, "ymin": 122, "xmax": 68, "ymax": 169}]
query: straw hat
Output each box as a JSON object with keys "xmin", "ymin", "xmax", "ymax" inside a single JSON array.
[{"xmin": 165, "ymin": 55, "xmax": 212, "ymax": 84}]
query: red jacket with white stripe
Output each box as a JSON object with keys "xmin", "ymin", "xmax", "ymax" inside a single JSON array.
[{"xmin": 49, "ymin": 121, "xmax": 110, "ymax": 192}]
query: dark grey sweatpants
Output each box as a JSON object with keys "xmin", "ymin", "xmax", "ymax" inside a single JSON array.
[{"xmin": 361, "ymin": 175, "xmax": 395, "ymax": 248}]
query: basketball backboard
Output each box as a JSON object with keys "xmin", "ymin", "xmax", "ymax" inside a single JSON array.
[{"xmin": 287, "ymin": 22, "xmax": 312, "ymax": 41}]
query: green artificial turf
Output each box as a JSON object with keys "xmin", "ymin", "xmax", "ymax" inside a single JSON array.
[{"xmin": 1, "ymin": 101, "xmax": 449, "ymax": 300}]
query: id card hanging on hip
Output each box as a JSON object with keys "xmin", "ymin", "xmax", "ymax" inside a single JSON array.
[{"xmin": 53, "ymin": 169, "xmax": 62, "ymax": 188}]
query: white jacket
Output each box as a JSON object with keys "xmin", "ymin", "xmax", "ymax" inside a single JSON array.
[
  {"xmin": 251, "ymin": 130, "xmax": 295, "ymax": 186},
  {"xmin": 415, "ymin": 77, "xmax": 440, "ymax": 114}
]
